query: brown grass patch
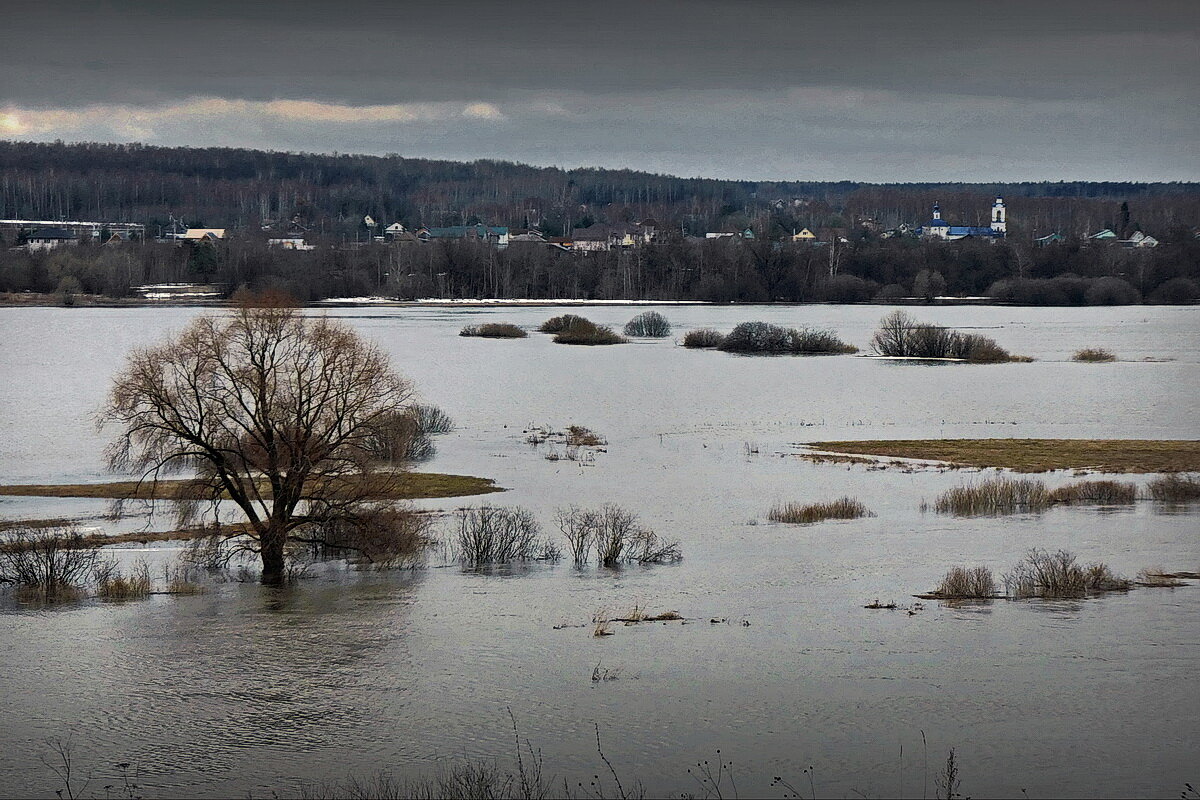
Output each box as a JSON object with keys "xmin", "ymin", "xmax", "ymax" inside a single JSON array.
[
  {"xmin": 934, "ymin": 566, "xmax": 998, "ymax": 598},
  {"xmin": 807, "ymin": 439, "xmax": 1200, "ymax": 473},
  {"xmin": 768, "ymin": 497, "xmax": 872, "ymax": 524},
  {"xmin": 0, "ymin": 471, "xmax": 503, "ymax": 501}
]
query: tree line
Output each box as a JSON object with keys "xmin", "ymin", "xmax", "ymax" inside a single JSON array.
[{"xmin": 3, "ymin": 227, "xmax": 1198, "ymax": 304}]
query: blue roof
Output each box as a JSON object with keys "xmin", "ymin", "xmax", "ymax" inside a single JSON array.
[
  {"xmin": 924, "ymin": 219, "xmax": 947, "ymax": 228},
  {"xmin": 948, "ymin": 226, "xmax": 1000, "ymax": 236}
]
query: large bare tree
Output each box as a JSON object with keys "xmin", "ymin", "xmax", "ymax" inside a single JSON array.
[{"xmin": 101, "ymin": 300, "xmax": 418, "ymax": 583}]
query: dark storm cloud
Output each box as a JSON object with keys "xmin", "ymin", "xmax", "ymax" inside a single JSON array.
[{"xmin": 2, "ymin": 0, "xmax": 1197, "ymax": 180}]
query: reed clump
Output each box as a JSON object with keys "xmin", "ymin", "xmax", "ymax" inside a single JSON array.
[
  {"xmin": 455, "ymin": 507, "xmax": 560, "ymax": 567},
  {"xmin": 1145, "ymin": 473, "xmax": 1200, "ymax": 501},
  {"xmin": 718, "ymin": 321, "xmax": 857, "ymax": 355},
  {"xmin": 1003, "ymin": 548, "xmax": 1130, "ymax": 598},
  {"xmin": 460, "ymin": 322, "xmax": 528, "ymax": 338},
  {"xmin": 94, "ymin": 559, "xmax": 152, "ymax": 600},
  {"xmin": 1072, "ymin": 347, "xmax": 1116, "ymax": 362},
  {"xmin": 551, "ymin": 317, "xmax": 627, "ymax": 345},
  {"xmin": 681, "ymin": 328, "xmax": 724, "ymax": 348},
  {"xmin": 623, "ymin": 310, "xmax": 671, "ymax": 337},
  {"xmin": 768, "ymin": 497, "xmax": 872, "ymax": 524},
  {"xmin": 935, "ymin": 566, "xmax": 997, "ymax": 598},
  {"xmin": 1048, "ymin": 479, "xmax": 1137, "ymax": 505},
  {"xmin": 932, "ymin": 477, "xmax": 1051, "ymax": 516},
  {"xmin": 537, "ymin": 313, "xmax": 588, "ymax": 333},
  {"xmin": 871, "ymin": 310, "xmax": 1021, "ymax": 362}
]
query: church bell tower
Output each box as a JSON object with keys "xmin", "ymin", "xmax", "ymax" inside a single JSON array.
[{"xmin": 991, "ymin": 196, "xmax": 1007, "ymax": 235}]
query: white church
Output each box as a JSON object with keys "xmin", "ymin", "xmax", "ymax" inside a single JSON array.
[{"xmin": 920, "ymin": 197, "xmax": 1007, "ymax": 240}]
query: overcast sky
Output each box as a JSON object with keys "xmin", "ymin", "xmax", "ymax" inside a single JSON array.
[{"xmin": 2, "ymin": 0, "xmax": 1197, "ymax": 181}]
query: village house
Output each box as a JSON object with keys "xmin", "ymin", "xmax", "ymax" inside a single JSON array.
[{"xmin": 24, "ymin": 227, "xmax": 78, "ymax": 251}]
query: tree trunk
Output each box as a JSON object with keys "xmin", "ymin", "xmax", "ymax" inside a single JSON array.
[{"xmin": 260, "ymin": 526, "xmax": 287, "ymax": 584}]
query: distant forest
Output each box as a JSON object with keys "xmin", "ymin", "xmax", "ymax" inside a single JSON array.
[{"xmin": 1, "ymin": 140, "xmax": 1198, "ymax": 304}]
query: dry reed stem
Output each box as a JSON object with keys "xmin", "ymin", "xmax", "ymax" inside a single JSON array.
[{"xmin": 768, "ymin": 497, "xmax": 872, "ymax": 524}]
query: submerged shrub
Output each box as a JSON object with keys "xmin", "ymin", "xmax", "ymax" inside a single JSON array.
[
  {"xmin": 718, "ymin": 321, "xmax": 856, "ymax": 354},
  {"xmin": 623, "ymin": 310, "xmax": 671, "ymax": 337},
  {"xmin": 310, "ymin": 505, "xmax": 434, "ymax": 567},
  {"xmin": 1048, "ymin": 480, "xmax": 1137, "ymax": 505},
  {"xmin": 460, "ymin": 322, "xmax": 527, "ymax": 338},
  {"xmin": 1145, "ymin": 473, "xmax": 1200, "ymax": 502},
  {"xmin": 1072, "ymin": 348, "xmax": 1116, "ymax": 362},
  {"xmin": 556, "ymin": 505, "xmax": 681, "ymax": 567},
  {"xmin": 367, "ymin": 403, "xmax": 455, "ymax": 462},
  {"xmin": 565, "ymin": 425, "xmax": 605, "ymax": 447},
  {"xmin": 537, "ymin": 313, "xmax": 588, "ymax": 333},
  {"xmin": 0, "ymin": 526, "xmax": 100, "ymax": 601},
  {"xmin": 768, "ymin": 497, "xmax": 872, "ymax": 524},
  {"xmin": 936, "ymin": 566, "xmax": 997, "ymax": 598},
  {"xmin": 455, "ymin": 507, "xmax": 560, "ymax": 567},
  {"xmin": 870, "ymin": 310, "xmax": 1016, "ymax": 362},
  {"xmin": 682, "ymin": 328, "xmax": 725, "ymax": 348},
  {"xmin": 1003, "ymin": 548, "xmax": 1130, "ymax": 598},
  {"xmin": 552, "ymin": 318, "xmax": 626, "ymax": 345},
  {"xmin": 933, "ymin": 477, "xmax": 1050, "ymax": 516}
]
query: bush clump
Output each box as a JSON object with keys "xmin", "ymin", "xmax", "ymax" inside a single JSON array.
[
  {"xmin": 460, "ymin": 322, "xmax": 528, "ymax": 338},
  {"xmin": 932, "ymin": 476, "xmax": 1051, "ymax": 516},
  {"xmin": 1072, "ymin": 348, "xmax": 1116, "ymax": 362},
  {"xmin": 681, "ymin": 328, "xmax": 725, "ymax": 348},
  {"xmin": 454, "ymin": 507, "xmax": 560, "ymax": 567},
  {"xmin": 1048, "ymin": 480, "xmax": 1136, "ymax": 505},
  {"xmin": 537, "ymin": 314, "xmax": 588, "ymax": 333},
  {"xmin": 871, "ymin": 310, "xmax": 1018, "ymax": 363},
  {"xmin": 551, "ymin": 318, "xmax": 627, "ymax": 345},
  {"xmin": 936, "ymin": 566, "xmax": 997, "ymax": 598},
  {"xmin": 1145, "ymin": 473, "xmax": 1200, "ymax": 502},
  {"xmin": 0, "ymin": 526, "xmax": 100, "ymax": 601},
  {"xmin": 768, "ymin": 497, "xmax": 872, "ymax": 524},
  {"xmin": 1003, "ymin": 548, "xmax": 1130, "ymax": 598},
  {"xmin": 718, "ymin": 321, "xmax": 857, "ymax": 355},
  {"xmin": 623, "ymin": 311, "xmax": 671, "ymax": 337},
  {"xmin": 555, "ymin": 505, "xmax": 681, "ymax": 567}
]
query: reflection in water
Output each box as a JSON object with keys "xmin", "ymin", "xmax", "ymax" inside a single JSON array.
[{"xmin": 0, "ymin": 305, "xmax": 1198, "ymax": 798}]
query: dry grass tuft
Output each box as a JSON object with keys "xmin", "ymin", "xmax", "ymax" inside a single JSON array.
[
  {"xmin": 934, "ymin": 477, "xmax": 1050, "ymax": 516},
  {"xmin": 936, "ymin": 566, "xmax": 998, "ymax": 598},
  {"xmin": 460, "ymin": 322, "xmax": 528, "ymax": 338},
  {"xmin": 682, "ymin": 328, "xmax": 724, "ymax": 348},
  {"xmin": 1145, "ymin": 473, "xmax": 1200, "ymax": 502},
  {"xmin": 1072, "ymin": 348, "xmax": 1116, "ymax": 362},
  {"xmin": 537, "ymin": 313, "xmax": 589, "ymax": 333},
  {"xmin": 565, "ymin": 426, "xmax": 605, "ymax": 447},
  {"xmin": 1136, "ymin": 568, "xmax": 1188, "ymax": 588},
  {"xmin": 1048, "ymin": 480, "xmax": 1137, "ymax": 505},
  {"xmin": 768, "ymin": 497, "xmax": 872, "ymax": 524},
  {"xmin": 94, "ymin": 559, "xmax": 152, "ymax": 600},
  {"xmin": 1004, "ymin": 548, "xmax": 1130, "ymax": 598}
]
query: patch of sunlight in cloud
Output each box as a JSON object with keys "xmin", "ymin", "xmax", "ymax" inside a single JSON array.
[{"xmin": 3, "ymin": 97, "xmax": 507, "ymax": 139}]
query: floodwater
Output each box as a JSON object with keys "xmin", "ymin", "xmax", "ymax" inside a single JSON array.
[{"xmin": 0, "ymin": 304, "xmax": 1198, "ymax": 799}]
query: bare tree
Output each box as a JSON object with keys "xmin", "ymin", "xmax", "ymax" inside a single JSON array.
[{"xmin": 100, "ymin": 297, "xmax": 419, "ymax": 583}]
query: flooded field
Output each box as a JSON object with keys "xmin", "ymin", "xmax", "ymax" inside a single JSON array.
[{"xmin": 1, "ymin": 304, "xmax": 1198, "ymax": 798}]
